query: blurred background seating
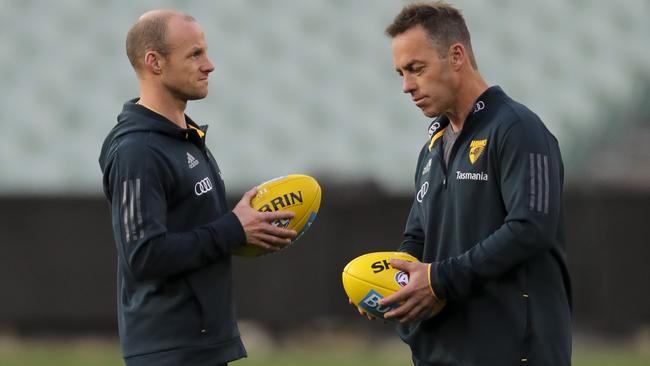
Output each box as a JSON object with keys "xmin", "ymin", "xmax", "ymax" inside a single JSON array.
[{"xmin": 0, "ymin": 0, "xmax": 648, "ymax": 363}]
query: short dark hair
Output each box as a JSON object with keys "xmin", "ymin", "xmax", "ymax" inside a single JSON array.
[
  {"xmin": 386, "ymin": 1, "xmax": 477, "ymax": 70},
  {"xmin": 125, "ymin": 11, "xmax": 195, "ymax": 73}
]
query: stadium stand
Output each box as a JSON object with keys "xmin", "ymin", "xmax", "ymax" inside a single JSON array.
[{"xmin": 0, "ymin": 0, "xmax": 648, "ymax": 193}]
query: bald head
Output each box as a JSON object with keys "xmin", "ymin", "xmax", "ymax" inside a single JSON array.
[{"xmin": 126, "ymin": 10, "xmax": 196, "ymax": 74}]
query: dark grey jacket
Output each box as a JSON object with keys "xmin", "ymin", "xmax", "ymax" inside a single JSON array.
[
  {"xmin": 99, "ymin": 100, "xmax": 247, "ymax": 365},
  {"xmin": 398, "ymin": 87, "xmax": 572, "ymax": 366}
]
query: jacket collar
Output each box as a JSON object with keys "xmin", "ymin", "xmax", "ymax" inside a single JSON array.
[
  {"xmin": 426, "ymin": 85, "xmax": 506, "ymax": 151},
  {"xmin": 119, "ymin": 98, "xmax": 209, "ymax": 145}
]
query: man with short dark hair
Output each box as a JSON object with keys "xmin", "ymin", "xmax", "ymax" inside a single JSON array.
[
  {"xmin": 369, "ymin": 2, "xmax": 572, "ymax": 365},
  {"xmin": 99, "ymin": 10, "xmax": 296, "ymax": 366}
]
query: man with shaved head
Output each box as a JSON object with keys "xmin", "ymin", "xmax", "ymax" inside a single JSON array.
[{"xmin": 99, "ymin": 10, "xmax": 296, "ymax": 365}]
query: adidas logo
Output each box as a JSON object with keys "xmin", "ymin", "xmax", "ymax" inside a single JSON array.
[
  {"xmin": 187, "ymin": 152, "xmax": 199, "ymax": 169},
  {"xmin": 422, "ymin": 158, "xmax": 432, "ymax": 175}
]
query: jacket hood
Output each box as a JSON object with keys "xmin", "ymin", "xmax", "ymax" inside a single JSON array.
[{"xmin": 99, "ymin": 98, "xmax": 206, "ymax": 171}]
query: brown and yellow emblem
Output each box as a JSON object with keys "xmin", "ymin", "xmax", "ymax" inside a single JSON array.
[{"xmin": 469, "ymin": 139, "xmax": 487, "ymax": 164}]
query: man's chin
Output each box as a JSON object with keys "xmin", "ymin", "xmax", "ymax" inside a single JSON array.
[
  {"xmin": 187, "ymin": 91, "xmax": 208, "ymax": 101},
  {"xmin": 169, "ymin": 87, "xmax": 208, "ymax": 102},
  {"xmin": 421, "ymin": 109, "xmax": 437, "ymax": 118}
]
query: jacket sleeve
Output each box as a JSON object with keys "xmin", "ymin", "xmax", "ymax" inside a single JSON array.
[
  {"xmin": 398, "ymin": 145, "xmax": 429, "ymax": 259},
  {"xmin": 429, "ymin": 119, "xmax": 564, "ymax": 300},
  {"xmin": 108, "ymin": 142, "xmax": 246, "ymax": 281},
  {"xmin": 398, "ymin": 199, "xmax": 425, "ymax": 259}
]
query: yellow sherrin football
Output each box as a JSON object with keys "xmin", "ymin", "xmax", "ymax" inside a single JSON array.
[
  {"xmin": 232, "ymin": 174, "xmax": 321, "ymax": 257},
  {"xmin": 342, "ymin": 251, "xmax": 446, "ymax": 319}
]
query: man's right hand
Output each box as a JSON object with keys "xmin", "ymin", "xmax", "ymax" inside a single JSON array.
[{"xmin": 232, "ymin": 187, "xmax": 297, "ymax": 252}]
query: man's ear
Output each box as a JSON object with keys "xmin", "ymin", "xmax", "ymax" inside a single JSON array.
[
  {"xmin": 448, "ymin": 43, "xmax": 465, "ymax": 71},
  {"xmin": 144, "ymin": 51, "xmax": 163, "ymax": 75}
]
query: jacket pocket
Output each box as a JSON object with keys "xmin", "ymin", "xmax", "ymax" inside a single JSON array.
[
  {"xmin": 520, "ymin": 266, "xmax": 532, "ymax": 363},
  {"xmin": 184, "ymin": 278, "xmax": 209, "ymax": 335}
]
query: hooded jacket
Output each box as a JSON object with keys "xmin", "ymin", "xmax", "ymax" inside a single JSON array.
[
  {"xmin": 397, "ymin": 87, "xmax": 572, "ymax": 365},
  {"xmin": 99, "ymin": 99, "xmax": 247, "ymax": 365}
]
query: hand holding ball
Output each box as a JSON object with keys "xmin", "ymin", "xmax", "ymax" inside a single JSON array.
[
  {"xmin": 232, "ymin": 174, "xmax": 321, "ymax": 257},
  {"xmin": 342, "ymin": 252, "xmax": 446, "ymax": 321}
]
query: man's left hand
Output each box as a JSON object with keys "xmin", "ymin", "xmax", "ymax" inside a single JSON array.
[{"xmin": 380, "ymin": 259, "xmax": 439, "ymax": 324}]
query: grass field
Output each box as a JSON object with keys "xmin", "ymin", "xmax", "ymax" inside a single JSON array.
[{"xmin": 0, "ymin": 335, "xmax": 648, "ymax": 366}]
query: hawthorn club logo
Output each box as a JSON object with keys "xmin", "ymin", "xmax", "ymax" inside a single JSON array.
[{"xmin": 469, "ymin": 139, "xmax": 487, "ymax": 164}]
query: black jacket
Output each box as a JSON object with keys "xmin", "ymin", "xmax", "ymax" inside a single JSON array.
[
  {"xmin": 398, "ymin": 87, "xmax": 572, "ymax": 365},
  {"xmin": 99, "ymin": 99, "xmax": 247, "ymax": 365}
]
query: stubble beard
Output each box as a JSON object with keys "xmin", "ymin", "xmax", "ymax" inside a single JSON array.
[{"xmin": 166, "ymin": 82, "xmax": 208, "ymax": 102}]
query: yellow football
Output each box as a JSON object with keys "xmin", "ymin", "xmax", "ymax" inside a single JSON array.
[
  {"xmin": 342, "ymin": 251, "xmax": 446, "ymax": 319},
  {"xmin": 232, "ymin": 174, "xmax": 321, "ymax": 257}
]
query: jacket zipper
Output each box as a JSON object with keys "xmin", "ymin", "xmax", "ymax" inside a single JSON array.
[
  {"xmin": 438, "ymin": 152, "xmax": 448, "ymax": 190},
  {"xmin": 204, "ymin": 149, "xmax": 228, "ymax": 208},
  {"xmin": 188, "ymin": 129, "xmax": 226, "ymax": 210}
]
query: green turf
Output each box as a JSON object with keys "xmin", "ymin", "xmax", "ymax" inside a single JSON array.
[
  {"xmin": 234, "ymin": 347, "xmax": 650, "ymax": 366},
  {"xmin": 572, "ymin": 346, "xmax": 650, "ymax": 366},
  {"xmin": 0, "ymin": 339, "xmax": 648, "ymax": 366},
  {"xmin": 0, "ymin": 341, "xmax": 122, "ymax": 366},
  {"xmin": 235, "ymin": 352, "xmax": 404, "ymax": 366}
]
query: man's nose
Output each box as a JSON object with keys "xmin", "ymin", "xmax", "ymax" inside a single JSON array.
[
  {"xmin": 203, "ymin": 57, "xmax": 215, "ymax": 73},
  {"xmin": 402, "ymin": 74, "xmax": 416, "ymax": 94}
]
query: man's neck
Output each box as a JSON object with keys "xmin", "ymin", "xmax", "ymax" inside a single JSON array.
[
  {"xmin": 446, "ymin": 74, "xmax": 488, "ymax": 132},
  {"xmin": 138, "ymin": 88, "xmax": 188, "ymax": 129}
]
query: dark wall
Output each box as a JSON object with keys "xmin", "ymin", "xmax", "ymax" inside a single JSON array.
[
  {"xmin": 0, "ymin": 184, "xmax": 648, "ymax": 336},
  {"xmin": 0, "ymin": 196, "xmax": 116, "ymax": 334},
  {"xmin": 565, "ymin": 188, "xmax": 650, "ymax": 334}
]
